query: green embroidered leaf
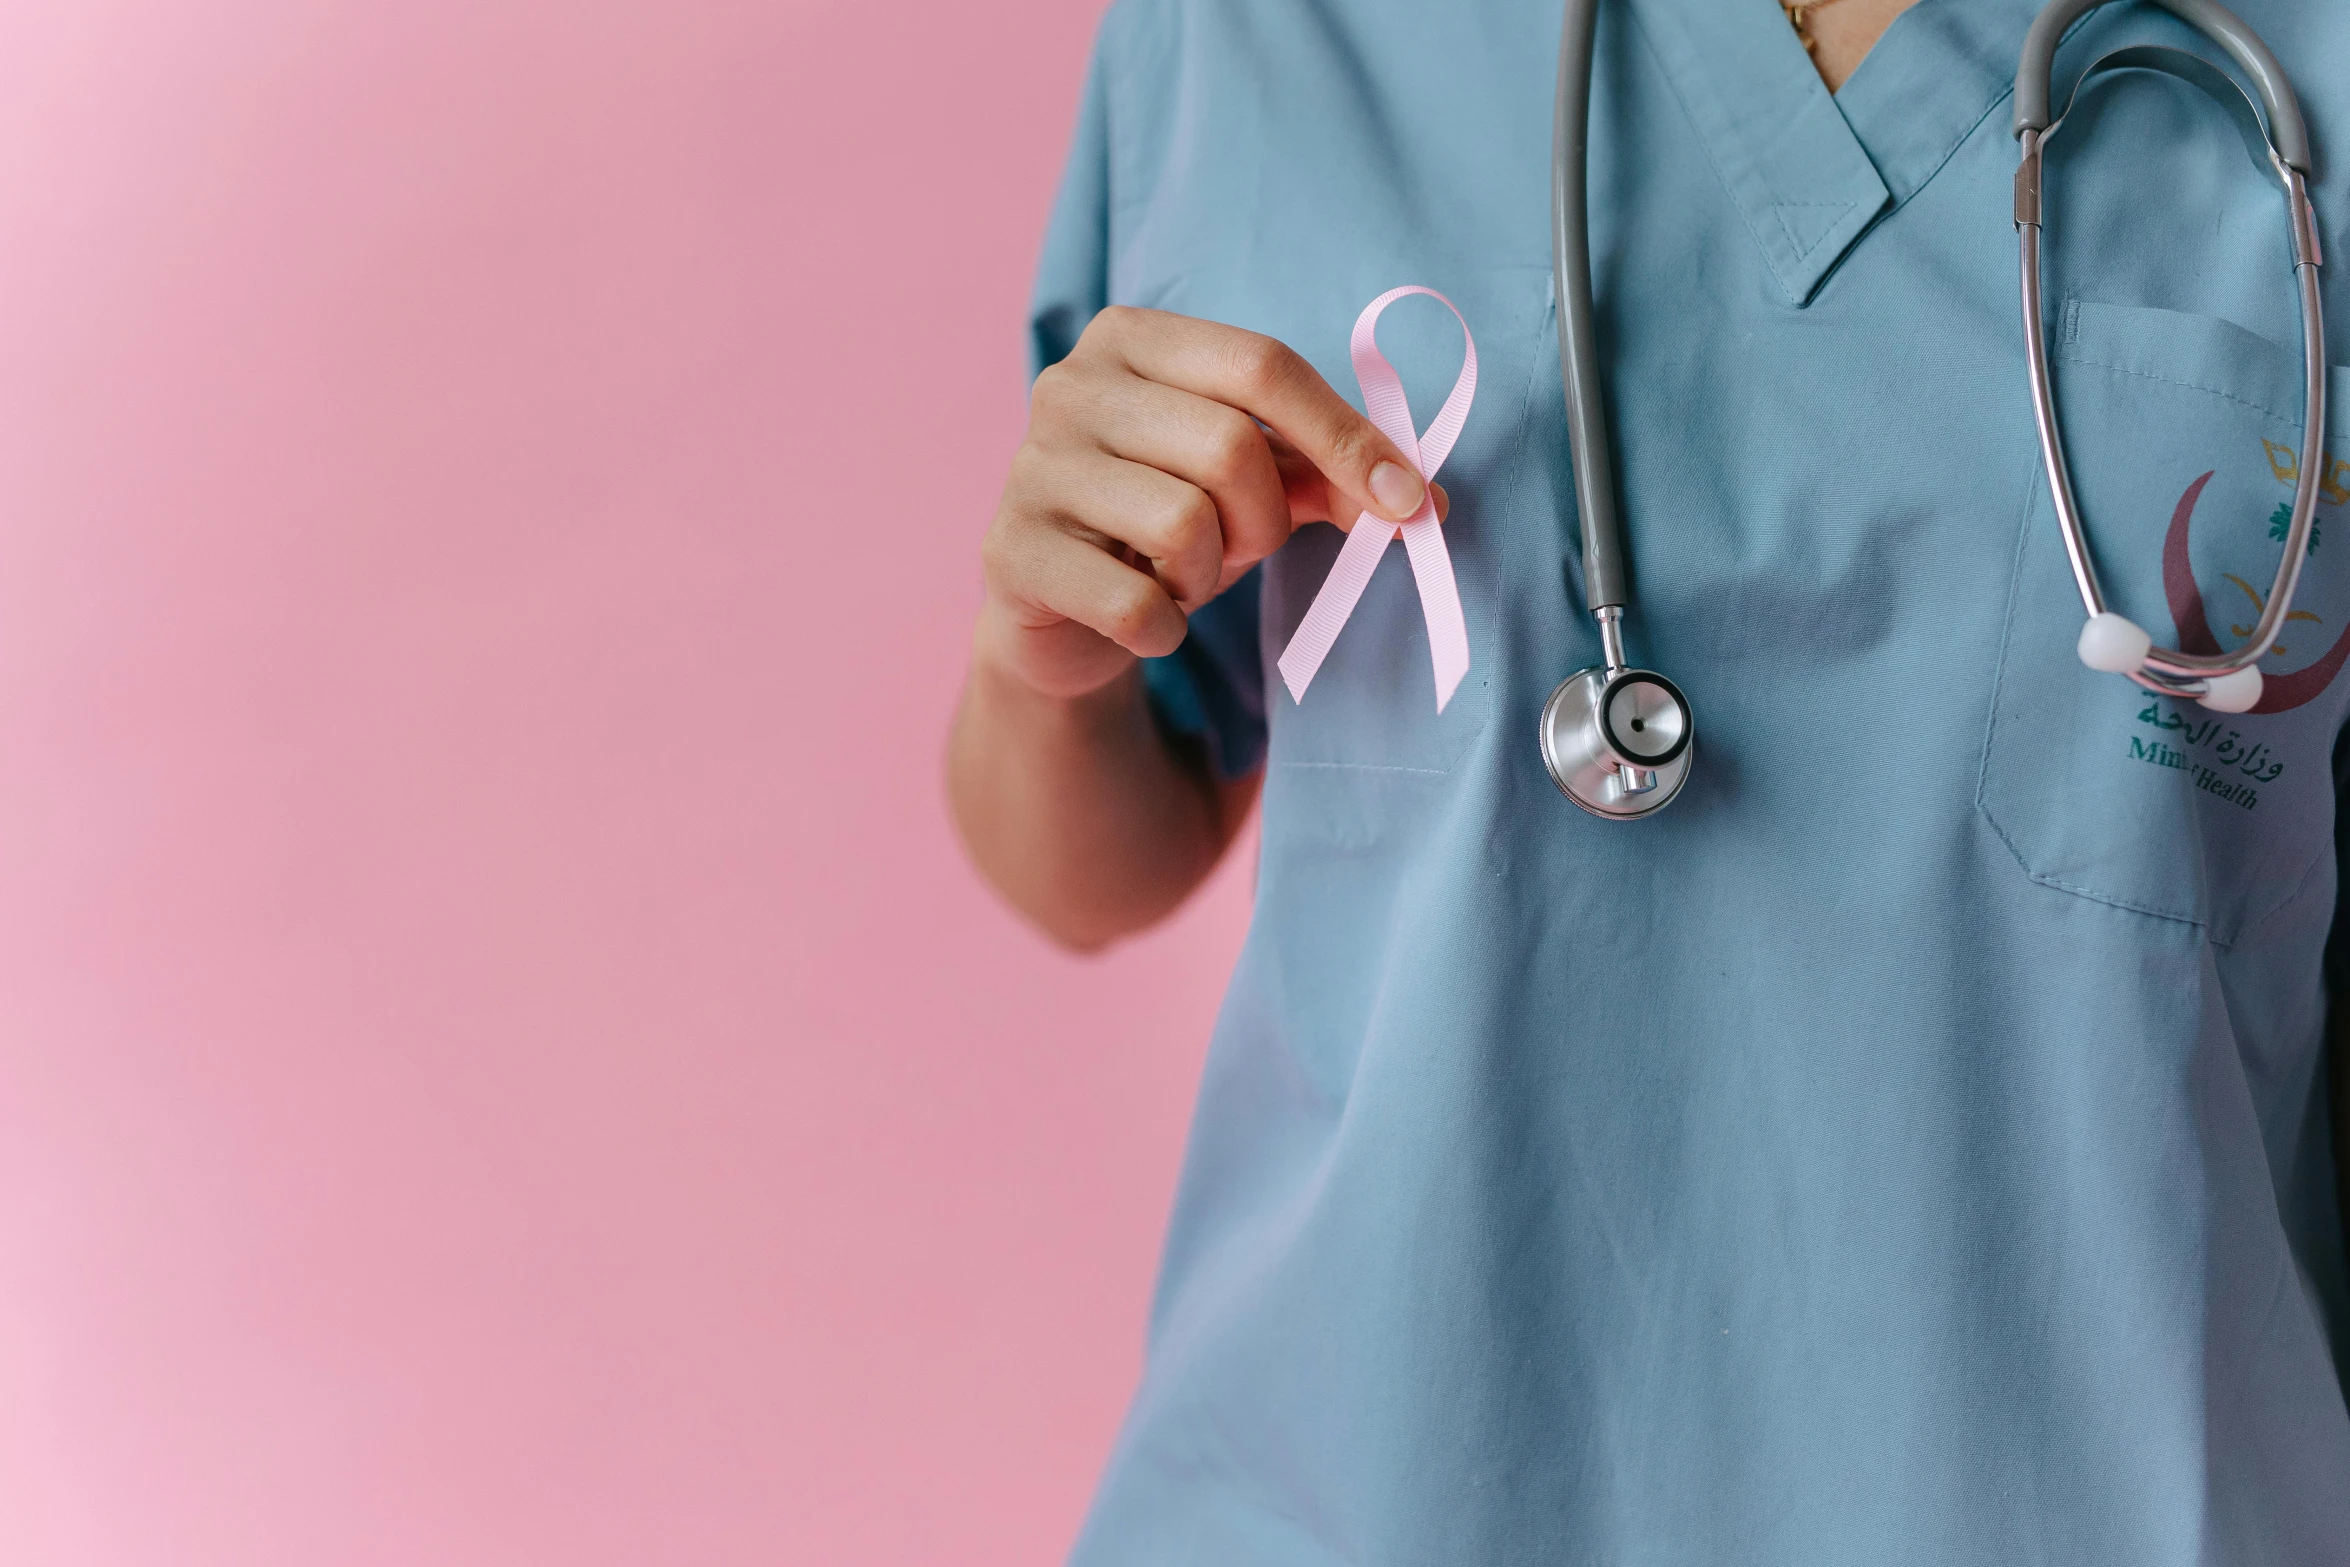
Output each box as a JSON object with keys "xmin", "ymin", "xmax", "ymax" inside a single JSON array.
[{"xmin": 2270, "ymin": 500, "xmax": 2320, "ymax": 553}]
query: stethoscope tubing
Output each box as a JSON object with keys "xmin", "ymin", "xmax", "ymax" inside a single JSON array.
[
  {"xmin": 2014, "ymin": 0, "xmax": 2310, "ymax": 167},
  {"xmin": 2015, "ymin": 34, "xmax": 2327, "ymax": 693},
  {"xmin": 1542, "ymin": 0, "xmax": 2326, "ymax": 804},
  {"xmin": 1549, "ymin": 0, "xmax": 2327, "ymax": 707},
  {"xmin": 1550, "ymin": 0, "xmax": 1628, "ymax": 616}
]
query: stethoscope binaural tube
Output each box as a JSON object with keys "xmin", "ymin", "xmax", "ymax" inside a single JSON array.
[
  {"xmin": 2014, "ymin": 3, "xmax": 2327, "ymax": 713},
  {"xmin": 1550, "ymin": 0, "xmax": 1628, "ymax": 618},
  {"xmin": 1541, "ymin": 0, "xmax": 1695, "ymax": 818}
]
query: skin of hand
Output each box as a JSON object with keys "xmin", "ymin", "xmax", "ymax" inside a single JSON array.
[{"xmin": 947, "ymin": 307, "xmax": 1446, "ymax": 948}]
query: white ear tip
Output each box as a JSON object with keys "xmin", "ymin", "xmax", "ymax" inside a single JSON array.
[
  {"xmin": 2198, "ymin": 665, "xmax": 2264, "ymax": 713},
  {"xmin": 2077, "ymin": 612, "xmax": 2151, "ymax": 674}
]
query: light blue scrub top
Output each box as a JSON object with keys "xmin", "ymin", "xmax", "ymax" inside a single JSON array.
[{"xmin": 1030, "ymin": 1, "xmax": 2350, "ymax": 1559}]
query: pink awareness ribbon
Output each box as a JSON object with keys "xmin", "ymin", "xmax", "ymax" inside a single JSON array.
[{"xmin": 1276, "ymin": 286, "xmax": 1477, "ymax": 711}]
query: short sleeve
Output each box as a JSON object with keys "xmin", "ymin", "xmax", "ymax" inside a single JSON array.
[
  {"xmin": 1026, "ymin": 13, "xmax": 1269, "ymax": 781},
  {"xmin": 1140, "ymin": 576, "xmax": 1266, "ymax": 779}
]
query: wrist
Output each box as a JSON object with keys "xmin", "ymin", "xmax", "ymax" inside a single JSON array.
[
  {"xmin": 966, "ymin": 636, "xmax": 1148, "ymax": 737},
  {"xmin": 970, "ymin": 597, "xmax": 1150, "ymax": 700}
]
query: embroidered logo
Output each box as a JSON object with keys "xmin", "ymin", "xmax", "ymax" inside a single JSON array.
[
  {"xmin": 2161, "ymin": 469, "xmax": 2350, "ymax": 714},
  {"xmin": 2129, "ymin": 701, "xmax": 2277, "ymax": 809}
]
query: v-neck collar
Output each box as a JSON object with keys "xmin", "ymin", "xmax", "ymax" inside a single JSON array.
[
  {"xmin": 1627, "ymin": 0, "xmax": 2044, "ymax": 305},
  {"xmin": 1835, "ymin": 0, "xmax": 2048, "ymax": 203}
]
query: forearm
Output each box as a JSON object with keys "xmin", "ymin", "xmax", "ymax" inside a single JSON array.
[{"xmin": 947, "ymin": 655, "xmax": 1257, "ymax": 950}]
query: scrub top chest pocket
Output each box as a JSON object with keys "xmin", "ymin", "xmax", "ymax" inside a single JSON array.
[
  {"xmin": 1148, "ymin": 266, "xmax": 1556, "ymax": 777},
  {"xmin": 1981, "ymin": 300, "xmax": 2350, "ymax": 945}
]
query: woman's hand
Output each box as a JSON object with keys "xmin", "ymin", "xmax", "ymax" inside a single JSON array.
[
  {"xmin": 950, "ymin": 306, "xmax": 1447, "ymax": 947},
  {"xmin": 977, "ymin": 306, "xmax": 1445, "ymax": 700}
]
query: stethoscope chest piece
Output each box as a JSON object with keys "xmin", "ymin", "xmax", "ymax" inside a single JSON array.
[{"xmin": 1539, "ymin": 664, "xmax": 1693, "ymax": 819}]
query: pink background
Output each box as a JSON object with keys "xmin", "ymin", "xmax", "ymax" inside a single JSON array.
[{"xmin": 0, "ymin": 2, "xmax": 1254, "ymax": 1562}]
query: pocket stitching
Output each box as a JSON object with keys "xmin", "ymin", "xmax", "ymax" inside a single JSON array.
[
  {"xmin": 1974, "ymin": 459, "xmax": 2212, "ymax": 932},
  {"xmin": 1976, "ymin": 364, "xmax": 2339, "ymax": 944},
  {"xmin": 1266, "ymin": 268, "xmax": 1549, "ymax": 778},
  {"xmin": 2233, "ymin": 835, "xmax": 2337, "ymax": 949},
  {"xmin": 2060, "ymin": 354, "xmax": 2301, "ymax": 432},
  {"xmin": 1273, "ymin": 760, "xmax": 1450, "ymax": 778}
]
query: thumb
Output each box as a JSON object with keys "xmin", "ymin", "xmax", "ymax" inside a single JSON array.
[
  {"xmin": 1209, "ymin": 338, "xmax": 1425, "ymax": 528},
  {"xmin": 1269, "ymin": 430, "xmax": 1435, "ymax": 534},
  {"xmin": 1120, "ymin": 316, "xmax": 1432, "ymax": 531},
  {"xmin": 1310, "ymin": 419, "xmax": 1426, "ymax": 533}
]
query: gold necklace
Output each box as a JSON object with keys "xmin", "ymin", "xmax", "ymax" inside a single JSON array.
[{"xmin": 1779, "ymin": 0, "xmax": 1850, "ymax": 54}]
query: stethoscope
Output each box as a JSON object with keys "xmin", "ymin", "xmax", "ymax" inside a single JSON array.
[{"xmin": 1537, "ymin": 0, "xmax": 2329, "ymax": 819}]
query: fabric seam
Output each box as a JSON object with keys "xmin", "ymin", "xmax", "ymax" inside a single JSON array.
[
  {"xmin": 1622, "ymin": 1, "xmax": 1878, "ymax": 304},
  {"xmin": 1977, "ymin": 454, "xmax": 2210, "ymax": 934}
]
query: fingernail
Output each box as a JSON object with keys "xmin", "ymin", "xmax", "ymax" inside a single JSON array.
[{"xmin": 1368, "ymin": 461, "xmax": 1424, "ymax": 520}]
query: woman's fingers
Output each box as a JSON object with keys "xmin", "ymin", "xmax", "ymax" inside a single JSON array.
[
  {"xmin": 984, "ymin": 468, "xmax": 1189, "ymax": 644},
  {"xmin": 1059, "ymin": 451, "xmax": 1229, "ymax": 608},
  {"xmin": 1266, "ymin": 428, "xmax": 1448, "ymax": 529},
  {"xmin": 1086, "ymin": 307, "xmax": 1428, "ymax": 528},
  {"xmin": 1048, "ymin": 368, "xmax": 1294, "ymax": 571},
  {"xmin": 1001, "ymin": 444, "xmax": 1228, "ymax": 604}
]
